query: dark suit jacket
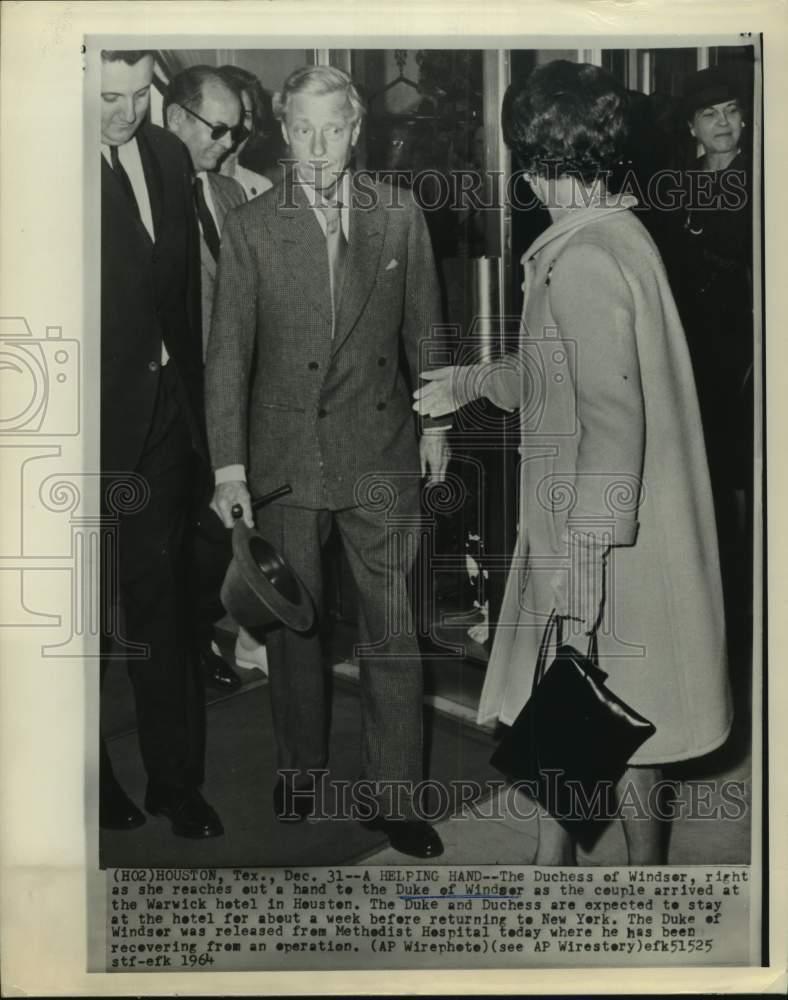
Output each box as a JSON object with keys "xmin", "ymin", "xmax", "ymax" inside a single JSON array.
[
  {"xmin": 101, "ymin": 122, "xmax": 204, "ymax": 472},
  {"xmin": 205, "ymin": 177, "xmax": 441, "ymax": 509},
  {"xmin": 199, "ymin": 172, "xmax": 246, "ymax": 357}
]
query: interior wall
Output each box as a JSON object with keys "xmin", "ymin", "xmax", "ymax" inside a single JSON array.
[{"xmin": 225, "ymin": 49, "xmax": 314, "ymax": 94}]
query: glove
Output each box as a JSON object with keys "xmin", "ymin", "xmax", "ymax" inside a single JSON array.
[{"xmin": 550, "ymin": 531, "xmax": 609, "ymax": 635}]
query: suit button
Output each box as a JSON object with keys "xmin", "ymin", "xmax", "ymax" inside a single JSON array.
[
  {"xmin": 378, "ymin": 357, "xmax": 386, "ymax": 366},
  {"xmin": 148, "ymin": 360, "xmax": 160, "ymax": 372},
  {"xmin": 376, "ymin": 402, "xmax": 386, "ymax": 411},
  {"xmin": 318, "ymin": 408, "xmax": 327, "ymax": 418},
  {"xmin": 308, "ymin": 362, "xmax": 319, "ymax": 370}
]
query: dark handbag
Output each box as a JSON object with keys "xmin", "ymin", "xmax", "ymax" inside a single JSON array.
[{"xmin": 490, "ymin": 611, "xmax": 657, "ymax": 849}]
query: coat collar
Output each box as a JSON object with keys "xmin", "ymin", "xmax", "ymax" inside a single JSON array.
[{"xmin": 522, "ymin": 193, "xmax": 638, "ymax": 263}]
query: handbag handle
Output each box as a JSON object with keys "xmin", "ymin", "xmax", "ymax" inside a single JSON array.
[{"xmin": 530, "ymin": 611, "xmax": 599, "ymax": 697}]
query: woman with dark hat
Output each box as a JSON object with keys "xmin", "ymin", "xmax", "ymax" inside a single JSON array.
[
  {"xmin": 674, "ymin": 65, "xmax": 753, "ymax": 631},
  {"xmin": 414, "ymin": 60, "xmax": 732, "ymax": 865}
]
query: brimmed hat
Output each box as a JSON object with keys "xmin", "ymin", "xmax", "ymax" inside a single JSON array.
[
  {"xmin": 221, "ymin": 520, "xmax": 314, "ymax": 633},
  {"xmin": 682, "ymin": 66, "xmax": 740, "ymax": 118}
]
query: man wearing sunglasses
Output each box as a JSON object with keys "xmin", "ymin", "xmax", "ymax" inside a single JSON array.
[
  {"xmin": 164, "ymin": 67, "xmax": 248, "ymax": 358},
  {"xmin": 165, "ymin": 67, "xmax": 258, "ymax": 695}
]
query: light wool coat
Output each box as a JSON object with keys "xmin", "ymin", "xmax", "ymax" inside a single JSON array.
[{"xmin": 478, "ymin": 198, "xmax": 732, "ymax": 764}]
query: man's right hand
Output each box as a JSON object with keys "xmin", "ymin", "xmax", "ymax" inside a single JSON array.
[{"xmin": 211, "ymin": 481, "xmax": 254, "ymax": 529}]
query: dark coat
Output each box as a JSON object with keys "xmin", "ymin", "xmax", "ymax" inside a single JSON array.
[
  {"xmin": 205, "ymin": 177, "xmax": 442, "ymax": 509},
  {"xmin": 101, "ymin": 122, "xmax": 204, "ymax": 472}
]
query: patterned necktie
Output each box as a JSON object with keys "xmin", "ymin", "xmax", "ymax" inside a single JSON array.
[
  {"xmin": 319, "ymin": 202, "xmax": 347, "ymax": 324},
  {"xmin": 109, "ymin": 144, "xmax": 141, "ymax": 222},
  {"xmin": 193, "ymin": 176, "xmax": 221, "ymax": 261}
]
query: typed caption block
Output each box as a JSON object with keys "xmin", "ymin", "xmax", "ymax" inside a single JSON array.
[{"xmin": 105, "ymin": 865, "xmax": 751, "ymax": 970}]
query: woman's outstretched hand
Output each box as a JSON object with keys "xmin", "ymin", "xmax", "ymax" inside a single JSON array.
[{"xmin": 412, "ymin": 364, "xmax": 485, "ymax": 419}]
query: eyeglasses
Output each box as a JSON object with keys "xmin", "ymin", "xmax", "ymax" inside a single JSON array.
[{"xmin": 177, "ymin": 103, "xmax": 249, "ymax": 143}]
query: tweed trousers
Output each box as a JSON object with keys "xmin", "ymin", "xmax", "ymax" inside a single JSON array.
[{"xmin": 255, "ymin": 487, "xmax": 424, "ymax": 815}]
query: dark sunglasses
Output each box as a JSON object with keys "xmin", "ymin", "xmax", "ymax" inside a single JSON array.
[{"xmin": 177, "ymin": 103, "xmax": 248, "ymax": 143}]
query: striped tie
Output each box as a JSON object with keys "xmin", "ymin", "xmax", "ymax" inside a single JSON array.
[{"xmin": 319, "ymin": 202, "xmax": 347, "ymax": 327}]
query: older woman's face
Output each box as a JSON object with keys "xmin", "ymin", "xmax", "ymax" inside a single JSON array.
[{"xmin": 690, "ymin": 100, "xmax": 743, "ymax": 156}]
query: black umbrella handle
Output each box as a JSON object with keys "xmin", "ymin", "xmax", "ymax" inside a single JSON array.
[{"xmin": 231, "ymin": 484, "xmax": 292, "ymax": 521}]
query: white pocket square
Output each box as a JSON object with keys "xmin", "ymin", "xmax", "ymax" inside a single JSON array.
[{"xmin": 385, "ymin": 258, "xmax": 399, "ymax": 271}]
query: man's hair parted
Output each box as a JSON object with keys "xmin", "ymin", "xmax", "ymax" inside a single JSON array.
[{"xmin": 273, "ymin": 65, "xmax": 365, "ymax": 124}]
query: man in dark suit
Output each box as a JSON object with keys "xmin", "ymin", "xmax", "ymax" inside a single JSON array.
[
  {"xmin": 100, "ymin": 49, "xmax": 222, "ymax": 837},
  {"xmin": 164, "ymin": 66, "xmax": 249, "ymax": 692},
  {"xmin": 206, "ymin": 65, "xmax": 450, "ymax": 858},
  {"xmin": 164, "ymin": 67, "xmax": 248, "ymax": 356}
]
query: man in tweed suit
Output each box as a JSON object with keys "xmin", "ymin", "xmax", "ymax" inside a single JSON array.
[{"xmin": 206, "ymin": 65, "xmax": 449, "ymax": 858}]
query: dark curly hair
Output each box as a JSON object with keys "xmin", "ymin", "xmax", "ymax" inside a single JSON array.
[
  {"xmin": 219, "ymin": 65, "xmax": 271, "ymax": 137},
  {"xmin": 502, "ymin": 60, "xmax": 627, "ymax": 182}
]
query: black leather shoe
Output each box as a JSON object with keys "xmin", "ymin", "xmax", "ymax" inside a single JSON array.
[
  {"xmin": 100, "ymin": 779, "xmax": 146, "ymax": 831},
  {"xmin": 145, "ymin": 787, "xmax": 224, "ymax": 838},
  {"xmin": 361, "ymin": 817, "xmax": 444, "ymax": 859},
  {"xmin": 199, "ymin": 646, "xmax": 242, "ymax": 691},
  {"xmin": 273, "ymin": 777, "xmax": 315, "ymax": 822}
]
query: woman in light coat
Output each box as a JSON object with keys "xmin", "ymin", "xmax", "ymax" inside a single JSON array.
[{"xmin": 415, "ymin": 61, "xmax": 732, "ymax": 865}]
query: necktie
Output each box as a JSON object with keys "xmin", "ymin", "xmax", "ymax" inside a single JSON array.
[
  {"xmin": 110, "ymin": 144, "xmax": 141, "ymax": 222},
  {"xmin": 193, "ymin": 176, "xmax": 221, "ymax": 261},
  {"xmin": 319, "ymin": 202, "xmax": 347, "ymax": 325}
]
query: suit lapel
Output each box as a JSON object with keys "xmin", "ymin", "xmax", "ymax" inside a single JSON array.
[
  {"xmin": 331, "ymin": 191, "xmax": 386, "ymax": 354},
  {"xmin": 207, "ymin": 173, "xmax": 231, "ymax": 230},
  {"xmin": 136, "ymin": 127, "xmax": 164, "ymax": 242},
  {"xmin": 271, "ymin": 181, "xmax": 332, "ymax": 324},
  {"xmin": 201, "ymin": 233, "xmax": 217, "ymax": 279},
  {"xmin": 101, "ymin": 154, "xmax": 153, "ymax": 248}
]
